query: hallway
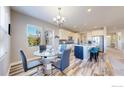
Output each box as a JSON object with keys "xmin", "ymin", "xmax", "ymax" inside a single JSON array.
[{"xmin": 107, "ymin": 48, "xmax": 124, "ymax": 75}]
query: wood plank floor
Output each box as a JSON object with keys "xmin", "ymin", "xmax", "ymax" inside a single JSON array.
[
  {"xmin": 9, "ymin": 53, "xmax": 113, "ymax": 76},
  {"xmin": 107, "ymin": 48, "xmax": 124, "ymax": 75}
]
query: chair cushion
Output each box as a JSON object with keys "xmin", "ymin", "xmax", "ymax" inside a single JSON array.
[
  {"xmin": 90, "ymin": 47, "xmax": 99, "ymax": 53},
  {"xmin": 27, "ymin": 60, "xmax": 43, "ymax": 70}
]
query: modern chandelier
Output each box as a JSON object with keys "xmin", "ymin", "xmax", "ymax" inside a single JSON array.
[{"xmin": 53, "ymin": 8, "xmax": 65, "ymax": 27}]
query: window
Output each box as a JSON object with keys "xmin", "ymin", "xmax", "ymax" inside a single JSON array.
[
  {"xmin": 0, "ymin": 6, "xmax": 5, "ymax": 57},
  {"xmin": 0, "ymin": 31, "xmax": 3, "ymax": 57},
  {"xmin": 0, "ymin": 7, "xmax": 1, "ymax": 57},
  {"xmin": 27, "ymin": 24, "xmax": 41, "ymax": 47}
]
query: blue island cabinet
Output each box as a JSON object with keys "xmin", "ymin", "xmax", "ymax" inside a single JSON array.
[{"xmin": 74, "ymin": 45, "xmax": 83, "ymax": 60}]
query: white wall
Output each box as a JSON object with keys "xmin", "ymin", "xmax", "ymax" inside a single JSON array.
[
  {"xmin": 116, "ymin": 29, "xmax": 124, "ymax": 52},
  {"xmin": 0, "ymin": 6, "xmax": 11, "ymax": 75},
  {"xmin": 122, "ymin": 32, "xmax": 124, "ymax": 53},
  {"xmin": 11, "ymin": 10, "xmax": 59, "ymax": 63}
]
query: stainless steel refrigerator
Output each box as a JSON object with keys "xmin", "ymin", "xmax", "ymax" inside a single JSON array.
[{"xmin": 92, "ymin": 36, "xmax": 104, "ymax": 52}]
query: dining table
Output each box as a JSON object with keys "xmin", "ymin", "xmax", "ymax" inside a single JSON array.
[{"xmin": 33, "ymin": 49, "xmax": 62, "ymax": 75}]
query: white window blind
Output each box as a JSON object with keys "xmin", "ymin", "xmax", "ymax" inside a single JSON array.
[
  {"xmin": 0, "ymin": 6, "xmax": 2, "ymax": 57},
  {"xmin": 0, "ymin": 6, "xmax": 6, "ymax": 58}
]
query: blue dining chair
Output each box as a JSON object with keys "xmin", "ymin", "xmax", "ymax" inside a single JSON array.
[
  {"xmin": 20, "ymin": 50, "xmax": 43, "ymax": 72},
  {"xmin": 60, "ymin": 44, "xmax": 67, "ymax": 53},
  {"xmin": 52, "ymin": 49, "xmax": 71, "ymax": 75},
  {"xmin": 58, "ymin": 44, "xmax": 67, "ymax": 58},
  {"xmin": 39, "ymin": 45, "xmax": 46, "ymax": 53}
]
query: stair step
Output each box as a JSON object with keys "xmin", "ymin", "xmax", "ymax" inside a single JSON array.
[
  {"xmin": 11, "ymin": 63, "xmax": 22, "ymax": 67},
  {"xmin": 11, "ymin": 64, "xmax": 22, "ymax": 69},
  {"xmin": 11, "ymin": 65, "xmax": 22, "ymax": 70},
  {"xmin": 9, "ymin": 69, "xmax": 24, "ymax": 76},
  {"xmin": 10, "ymin": 67, "xmax": 23, "ymax": 73}
]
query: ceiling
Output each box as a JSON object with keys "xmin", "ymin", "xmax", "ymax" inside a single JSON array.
[{"xmin": 11, "ymin": 6, "xmax": 124, "ymax": 32}]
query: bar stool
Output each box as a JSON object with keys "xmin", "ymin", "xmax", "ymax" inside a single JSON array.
[{"xmin": 90, "ymin": 47, "xmax": 99, "ymax": 62}]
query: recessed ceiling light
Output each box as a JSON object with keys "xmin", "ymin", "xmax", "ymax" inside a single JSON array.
[{"xmin": 87, "ymin": 8, "xmax": 92, "ymax": 12}]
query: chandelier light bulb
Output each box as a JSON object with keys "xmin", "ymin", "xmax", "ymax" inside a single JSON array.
[
  {"xmin": 53, "ymin": 18, "xmax": 57, "ymax": 21},
  {"xmin": 62, "ymin": 17, "xmax": 65, "ymax": 21},
  {"xmin": 57, "ymin": 15, "xmax": 61, "ymax": 19}
]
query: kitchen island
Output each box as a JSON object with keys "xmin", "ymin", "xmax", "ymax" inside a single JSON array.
[{"xmin": 74, "ymin": 44, "xmax": 94, "ymax": 61}]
